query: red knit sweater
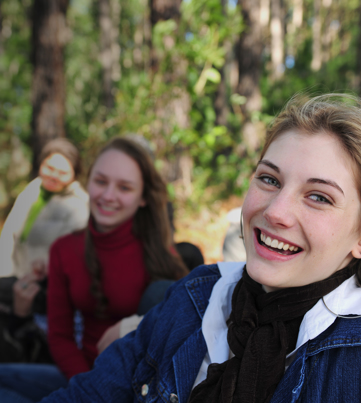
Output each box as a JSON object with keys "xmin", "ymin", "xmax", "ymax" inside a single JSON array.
[{"xmin": 47, "ymin": 218, "xmax": 149, "ymax": 379}]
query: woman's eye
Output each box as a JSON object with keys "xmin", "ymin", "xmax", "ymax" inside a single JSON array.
[
  {"xmin": 256, "ymin": 175, "xmax": 280, "ymax": 188},
  {"xmin": 308, "ymin": 194, "xmax": 331, "ymax": 204},
  {"xmin": 95, "ymin": 179, "xmax": 106, "ymax": 185},
  {"xmin": 120, "ymin": 186, "xmax": 131, "ymax": 192}
]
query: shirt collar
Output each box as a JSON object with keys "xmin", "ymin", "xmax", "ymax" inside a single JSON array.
[
  {"xmin": 292, "ymin": 274, "xmax": 361, "ymax": 354},
  {"xmin": 203, "ymin": 263, "xmax": 361, "ymax": 364}
]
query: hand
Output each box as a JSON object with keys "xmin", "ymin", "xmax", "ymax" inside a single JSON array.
[
  {"xmin": 97, "ymin": 321, "xmax": 121, "ymax": 354},
  {"xmin": 13, "ymin": 273, "xmax": 41, "ymax": 317},
  {"xmin": 31, "ymin": 260, "xmax": 47, "ymax": 280}
]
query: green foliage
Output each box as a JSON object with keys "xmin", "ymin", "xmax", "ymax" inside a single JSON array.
[{"xmin": 2, "ymin": 0, "xmax": 361, "ymax": 216}]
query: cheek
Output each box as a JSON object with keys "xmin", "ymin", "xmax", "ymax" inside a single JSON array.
[{"xmin": 242, "ymin": 188, "xmax": 264, "ymax": 224}]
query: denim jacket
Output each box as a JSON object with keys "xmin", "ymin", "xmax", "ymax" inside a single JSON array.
[{"xmin": 42, "ymin": 264, "xmax": 361, "ymax": 403}]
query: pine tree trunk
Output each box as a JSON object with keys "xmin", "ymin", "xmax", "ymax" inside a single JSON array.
[
  {"xmin": 149, "ymin": 0, "xmax": 182, "ymax": 71},
  {"xmin": 99, "ymin": 0, "xmax": 121, "ymax": 111},
  {"xmin": 270, "ymin": 0, "xmax": 284, "ymax": 79},
  {"xmin": 215, "ymin": 0, "xmax": 229, "ymax": 127},
  {"xmin": 311, "ymin": 0, "xmax": 322, "ymax": 71},
  {"xmin": 236, "ymin": 0, "xmax": 263, "ymax": 153},
  {"xmin": 31, "ymin": 0, "xmax": 69, "ymax": 175},
  {"xmin": 356, "ymin": 2, "xmax": 361, "ymax": 94}
]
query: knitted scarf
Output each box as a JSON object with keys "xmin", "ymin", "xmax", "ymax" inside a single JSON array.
[{"xmin": 189, "ymin": 264, "xmax": 356, "ymax": 403}]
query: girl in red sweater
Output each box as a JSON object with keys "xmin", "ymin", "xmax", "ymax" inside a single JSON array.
[{"xmin": 0, "ymin": 137, "xmax": 188, "ymax": 403}]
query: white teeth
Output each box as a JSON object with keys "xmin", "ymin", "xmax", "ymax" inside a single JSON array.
[
  {"xmin": 270, "ymin": 239, "xmax": 278, "ymax": 248},
  {"xmin": 260, "ymin": 231, "xmax": 299, "ymax": 252},
  {"xmin": 101, "ymin": 205, "xmax": 117, "ymax": 211}
]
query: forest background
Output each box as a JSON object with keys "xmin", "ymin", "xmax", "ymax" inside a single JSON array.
[{"xmin": 0, "ymin": 0, "xmax": 360, "ymax": 262}]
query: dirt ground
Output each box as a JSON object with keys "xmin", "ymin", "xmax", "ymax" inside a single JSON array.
[{"xmin": 173, "ymin": 195, "xmax": 243, "ymax": 264}]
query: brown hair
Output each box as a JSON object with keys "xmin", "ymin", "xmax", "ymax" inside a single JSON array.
[
  {"xmin": 85, "ymin": 136, "xmax": 189, "ymax": 317},
  {"xmin": 261, "ymin": 93, "xmax": 361, "ymax": 282},
  {"xmin": 38, "ymin": 137, "xmax": 82, "ymax": 178}
]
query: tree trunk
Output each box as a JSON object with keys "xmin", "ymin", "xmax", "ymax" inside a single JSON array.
[
  {"xmin": 99, "ymin": 0, "xmax": 121, "ymax": 111},
  {"xmin": 31, "ymin": 0, "xmax": 69, "ymax": 175},
  {"xmin": 149, "ymin": 0, "xmax": 182, "ymax": 71},
  {"xmin": 321, "ymin": 0, "xmax": 332, "ymax": 64},
  {"xmin": 236, "ymin": 0, "xmax": 264, "ymax": 153},
  {"xmin": 311, "ymin": 0, "xmax": 322, "ymax": 71},
  {"xmin": 356, "ymin": 2, "xmax": 361, "ymax": 94},
  {"xmin": 260, "ymin": 0, "xmax": 270, "ymax": 27},
  {"xmin": 270, "ymin": 0, "xmax": 284, "ymax": 79},
  {"xmin": 215, "ymin": 0, "xmax": 229, "ymax": 127},
  {"xmin": 293, "ymin": 0, "xmax": 303, "ymax": 28}
]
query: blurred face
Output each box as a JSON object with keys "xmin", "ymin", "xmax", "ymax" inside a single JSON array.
[
  {"xmin": 242, "ymin": 130, "xmax": 361, "ymax": 292},
  {"xmin": 87, "ymin": 149, "xmax": 146, "ymax": 233},
  {"xmin": 39, "ymin": 153, "xmax": 75, "ymax": 192}
]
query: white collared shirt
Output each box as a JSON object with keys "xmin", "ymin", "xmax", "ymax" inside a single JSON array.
[{"xmin": 192, "ymin": 261, "xmax": 361, "ymax": 388}]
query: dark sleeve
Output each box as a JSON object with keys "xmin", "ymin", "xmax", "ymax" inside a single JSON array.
[{"xmin": 40, "ymin": 297, "xmax": 166, "ymax": 402}]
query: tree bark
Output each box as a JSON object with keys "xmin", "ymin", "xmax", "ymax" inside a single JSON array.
[
  {"xmin": 237, "ymin": 0, "xmax": 263, "ymax": 116},
  {"xmin": 236, "ymin": 0, "xmax": 264, "ymax": 153},
  {"xmin": 311, "ymin": 0, "xmax": 322, "ymax": 71},
  {"xmin": 99, "ymin": 0, "xmax": 121, "ymax": 111},
  {"xmin": 356, "ymin": 1, "xmax": 361, "ymax": 94},
  {"xmin": 31, "ymin": 0, "xmax": 69, "ymax": 175},
  {"xmin": 260, "ymin": 0, "xmax": 270, "ymax": 27},
  {"xmin": 149, "ymin": 0, "xmax": 182, "ymax": 71},
  {"xmin": 215, "ymin": 0, "xmax": 229, "ymax": 127},
  {"xmin": 270, "ymin": 0, "xmax": 284, "ymax": 79}
]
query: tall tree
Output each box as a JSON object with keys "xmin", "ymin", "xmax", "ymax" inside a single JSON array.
[
  {"xmin": 149, "ymin": 0, "xmax": 182, "ymax": 71},
  {"xmin": 31, "ymin": 0, "xmax": 69, "ymax": 175},
  {"xmin": 99, "ymin": 0, "xmax": 121, "ymax": 111},
  {"xmin": 214, "ymin": 0, "xmax": 229, "ymax": 127},
  {"xmin": 270, "ymin": 0, "xmax": 284, "ymax": 79},
  {"xmin": 311, "ymin": 0, "xmax": 322, "ymax": 71},
  {"xmin": 236, "ymin": 0, "xmax": 263, "ymax": 153}
]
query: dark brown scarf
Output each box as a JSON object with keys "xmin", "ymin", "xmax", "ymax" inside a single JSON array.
[{"xmin": 189, "ymin": 264, "xmax": 356, "ymax": 403}]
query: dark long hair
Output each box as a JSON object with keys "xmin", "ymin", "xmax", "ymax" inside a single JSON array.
[{"xmin": 85, "ymin": 137, "xmax": 189, "ymax": 317}]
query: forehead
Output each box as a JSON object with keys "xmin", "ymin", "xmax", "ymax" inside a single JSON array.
[
  {"xmin": 92, "ymin": 149, "xmax": 142, "ymax": 181},
  {"xmin": 263, "ymin": 130, "xmax": 357, "ymax": 189},
  {"xmin": 42, "ymin": 153, "xmax": 73, "ymax": 171}
]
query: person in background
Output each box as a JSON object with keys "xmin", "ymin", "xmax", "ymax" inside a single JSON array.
[
  {"xmin": 0, "ymin": 136, "xmax": 188, "ymax": 402},
  {"xmin": 40, "ymin": 93, "xmax": 361, "ymax": 403},
  {"xmin": 0, "ymin": 138, "xmax": 89, "ymax": 364},
  {"xmin": 222, "ymin": 207, "xmax": 247, "ymax": 262},
  {"xmin": 175, "ymin": 242, "xmax": 204, "ymax": 272}
]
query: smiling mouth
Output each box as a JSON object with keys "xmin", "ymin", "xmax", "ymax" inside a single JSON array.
[{"xmin": 256, "ymin": 229, "xmax": 303, "ymax": 256}]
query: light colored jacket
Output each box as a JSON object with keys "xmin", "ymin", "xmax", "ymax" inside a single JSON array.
[{"xmin": 0, "ymin": 177, "xmax": 89, "ymax": 278}]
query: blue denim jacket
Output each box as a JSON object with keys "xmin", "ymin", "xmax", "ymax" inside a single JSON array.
[{"xmin": 42, "ymin": 264, "xmax": 361, "ymax": 403}]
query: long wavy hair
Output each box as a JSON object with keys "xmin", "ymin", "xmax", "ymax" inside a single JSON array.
[
  {"xmin": 261, "ymin": 93, "xmax": 361, "ymax": 283},
  {"xmin": 85, "ymin": 137, "xmax": 189, "ymax": 317}
]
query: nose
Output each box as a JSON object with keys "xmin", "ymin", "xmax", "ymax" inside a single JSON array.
[
  {"xmin": 263, "ymin": 191, "xmax": 297, "ymax": 229},
  {"xmin": 102, "ymin": 184, "xmax": 116, "ymax": 201}
]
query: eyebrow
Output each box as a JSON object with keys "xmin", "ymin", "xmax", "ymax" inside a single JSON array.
[
  {"xmin": 94, "ymin": 171, "xmax": 136, "ymax": 185},
  {"xmin": 306, "ymin": 178, "xmax": 344, "ymax": 195},
  {"xmin": 257, "ymin": 159, "xmax": 280, "ymax": 173},
  {"xmin": 257, "ymin": 159, "xmax": 345, "ymax": 195}
]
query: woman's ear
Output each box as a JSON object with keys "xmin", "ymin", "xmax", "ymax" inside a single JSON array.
[
  {"xmin": 140, "ymin": 198, "xmax": 147, "ymax": 208},
  {"xmin": 351, "ymin": 239, "xmax": 361, "ymax": 259}
]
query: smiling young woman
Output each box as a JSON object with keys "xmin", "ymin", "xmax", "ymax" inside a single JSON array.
[
  {"xmin": 38, "ymin": 94, "xmax": 361, "ymax": 403},
  {"xmin": 0, "ymin": 137, "xmax": 188, "ymax": 402}
]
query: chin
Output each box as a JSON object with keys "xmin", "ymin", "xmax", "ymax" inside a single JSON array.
[{"xmin": 246, "ymin": 261, "xmax": 276, "ymax": 287}]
